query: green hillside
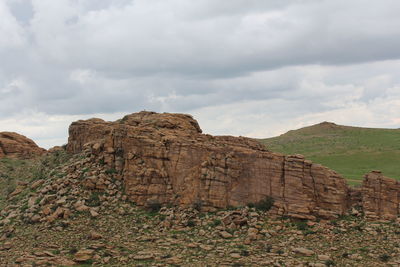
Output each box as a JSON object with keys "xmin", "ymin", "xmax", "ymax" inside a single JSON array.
[{"xmin": 259, "ymin": 122, "xmax": 400, "ymax": 185}]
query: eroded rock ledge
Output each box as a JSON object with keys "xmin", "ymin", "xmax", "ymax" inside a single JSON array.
[{"xmin": 66, "ymin": 111, "xmax": 399, "ymax": 220}]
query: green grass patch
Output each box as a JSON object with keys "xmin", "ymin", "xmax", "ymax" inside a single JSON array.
[{"xmin": 260, "ymin": 122, "xmax": 400, "ymax": 184}]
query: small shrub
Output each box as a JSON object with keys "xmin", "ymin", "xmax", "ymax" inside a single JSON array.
[
  {"xmin": 240, "ymin": 250, "xmax": 250, "ymax": 256},
  {"xmin": 379, "ymin": 254, "xmax": 391, "ymax": 262},
  {"xmin": 187, "ymin": 220, "xmax": 196, "ymax": 227},
  {"xmin": 20, "ymin": 202, "xmax": 29, "ymax": 212},
  {"xmin": 35, "ymin": 197, "xmax": 43, "ymax": 205},
  {"xmin": 87, "ymin": 192, "xmax": 102, "ymax": 207},
  {"xmin": 193, "ymin": 199, "xmax": 203, "ymax": 211},
  {"xmin": 211, "ymin": 219, "xmax": 221, "ymax": 227},
  {"xmin": 264, "ymin": 244, "xmax": 272, "ymax": 253},
  {"xmin": 6, "ymin": 183, "xmax": 17, "ymax": 196},
  {"xmin": 254, "ymin": 196, "xmax": 274, "ymax": 211},
  {"xmin": 115, "ymin": 148, "xmax": 124, "ymax": 157},
  {"xmin": 325, "ymin": 260, "xmax": 335, "ymax": 266},
  {"xmin": 105, "ymin": 168, "xmax": 117, "ymax": 175},
  {"xmin": 303, "ymin": 229, "xmax": 316, "ymax": 235},
  {"xmin": 247, "ymin": 203, "xmax": 255, "ymax": 208},
  {"xmin": 146, "ymin": 199, "xmax": 161, "ymax": 213},
  {"xmin": 69, "ymin": 247, "xmax": 78, "ymax": 254},
  {"xmin": 295, "ymin": 221, "xmax": 308, "ymax": 231}
]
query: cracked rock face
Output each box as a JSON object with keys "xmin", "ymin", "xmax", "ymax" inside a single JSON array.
[
  {"xmin": 66, "ymin": 111, "xmax": 400, "ymax": 220},
  {"xmin": 66, "ymin": 111, "xmax": 352, "ymax": 220},
  {"xmin": 0, "ymin": 132, "xmax": 46, "ymax": 159}
]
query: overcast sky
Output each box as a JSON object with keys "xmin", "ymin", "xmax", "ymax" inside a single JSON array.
[{"xmin": 1, "ymin": 0, "xmax": 400, "ymax": 148}]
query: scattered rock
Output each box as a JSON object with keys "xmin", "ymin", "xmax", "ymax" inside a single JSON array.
[
  {"xmin": 293, "ymin": 247, "xmax": 314, "ymax": 256},
  {"xmin": 74, "ymin": 249, "xmax": 94, "ymax": 262},
  {"xmin": 89, "ymin": 231, "xmax": 103, "ymax": 240},
  {"xmin": 219, "ymin": 231, "xmax": 233, "ymax": 239},
  {"xmin": 318, "ymin": 254, "xmax": 331, "ymax": 261}
]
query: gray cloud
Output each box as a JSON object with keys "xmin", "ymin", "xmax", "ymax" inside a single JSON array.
[{"xmin": 1, "ymin": 0, "xmax": 400, "ymax": 147}]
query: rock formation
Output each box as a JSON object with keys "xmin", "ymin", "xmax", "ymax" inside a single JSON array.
[
  {"xmin": 361, "ymin": 171, "xmax": 400, "ymax": 220},
  {"xmin": 65, "ymin": 111, "xmax": 400, "ymax": 220},
  {"xmin": 0, "ymin": 132, "xmax": 46, "ymax": 159},
  {"xmin": 67, "ymin": 111, "xmax": 352, "ymax": 220}
]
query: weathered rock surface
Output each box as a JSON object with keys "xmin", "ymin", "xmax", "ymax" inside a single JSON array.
[
  {"xmin": 66, "ymin": 111, "xmax": 351, "ymax": 219},
  {"xmin": 362, "ymin": 171, "xmax": 400, "ymax": 220},
  {"xmin": 0, "ymin": 132, "xmax": 46, "ymax": 159}
]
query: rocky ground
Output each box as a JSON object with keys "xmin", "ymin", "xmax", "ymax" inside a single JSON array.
[{"xmin": 1, "ymin": 149, "xmax": 399, "ymax": 266}]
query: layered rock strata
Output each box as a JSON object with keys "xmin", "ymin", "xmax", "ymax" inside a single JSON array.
[
  {"xmin": 67, "ymin": 111, "xmax": 353, "ymax": 220},
  {"xmin": 0, "ymin": 132, "xmax": 46, "ymax": 159}
]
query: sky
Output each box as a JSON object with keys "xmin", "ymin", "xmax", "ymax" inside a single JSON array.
[{"xmin": 1, "ymin": 0, "xmax": 400, "ymax": 148}]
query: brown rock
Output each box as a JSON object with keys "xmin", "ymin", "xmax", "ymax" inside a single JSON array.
[
  {"xmin": 361, "ymin": 171, "xmax": 400, "ymax": 220},
  {"xmin": 219, "ymin": 231, "xmax": 233, "ymax": 239},
  {"xmin": 89, "ymin": 209, "xmax": 99, "ymax": 217},
  {"xmin": 31, "ymin": 179, "xmax": 45, "ymax": 190},
  {"xmin": 230, "ymin": 253, "xmax": 241, "ymax": 258},
  {"xmin": 8, "ymin": 187, "xmax": 24, "ymax": 198},
  {"xmin": 64, "ymin": 111, "xmax": 400, "ymax": 220},
  {"xmin": 65, "ymin": 112, "xmax": 351, "ymax": 220},
  {"xmin": 247, "ymin": 227, "xmax": 259, "ymax": 240},
  {"xmin": 0, "ymin": 132, "xmax": 46, "ymax": 159},
  {"xmin": 47, "ymin": 207, "xmax": 65, "ymax": 223},
  {"xmin": 42, "ymin": 206, "xmax": 52, "ymax": 216},
  {"xmin": 293, "ymin": 247, "xmax": 314, "ymax": 256},
  {"xmin": 89, "ymin": 231, "xmax": 103, "ymax": 240},
  {"xmin": 133, "ymin": 252, "xmax": 154, "ymax": 260},
  {"xmin": 0, "ymin": 242, "xmax": 12, "ymax": 250},
  {"xmin": 74, "ymin": 249, "xmax": 94, "ymax": 262},
  {"xmin": 318, "ymin": 254, "xmax": 331, "ymax": 261}
]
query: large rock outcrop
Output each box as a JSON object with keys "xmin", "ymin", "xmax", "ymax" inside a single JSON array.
[
  {"xmin": 67, "ymin": 111, "xmax": 352, "ymax": 220},
  {"xmin": 0, "ymin": 132, "xmax": 46, "ymax": 159},
  {"xmin": 65, "ymin": 111, "xmax": 400, "ymax": 220}
]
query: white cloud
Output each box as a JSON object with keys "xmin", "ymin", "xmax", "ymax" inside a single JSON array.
[
  {"xmin": 0, "ymin": 0, "xmax": 400, "ymax": 147},
  {"xmin": 0, "ymin": 1, "xmax": 26, "ymax": 48}
]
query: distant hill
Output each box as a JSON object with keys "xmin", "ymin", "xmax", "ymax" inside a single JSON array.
[{"xmin": 259, "ymin": 122, "xmax": 400, "ymax": 185}]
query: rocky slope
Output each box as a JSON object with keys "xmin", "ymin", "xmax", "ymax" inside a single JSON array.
[
  {"xmin": 0, "ymin": 132, "xmax": 46, "ymax": 159},
  {"xmin": 1, "ymin": 150, "xmax": 400, "ymax": 266},
  {"xmin": 67, "ymin": 111, "xmax": 399, "ymax": 220}
]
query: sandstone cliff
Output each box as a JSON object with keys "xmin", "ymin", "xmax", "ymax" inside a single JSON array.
[
  {"xmin": 67, "ymin": 111, "xmax": 354, "ymax": 220},
  {"xmin": 0, "ymin": 132, "xmax": 46, "ymax": 159}
]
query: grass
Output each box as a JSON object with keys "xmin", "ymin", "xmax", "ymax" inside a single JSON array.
[{"xmin": 259, "ymin": 122, "xmax": 400, "ymax": 185}]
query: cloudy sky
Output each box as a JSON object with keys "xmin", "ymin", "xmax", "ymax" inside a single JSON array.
[{"xmin": 1, "ymin": 0, "xmax": 400, "ymax": 148}]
